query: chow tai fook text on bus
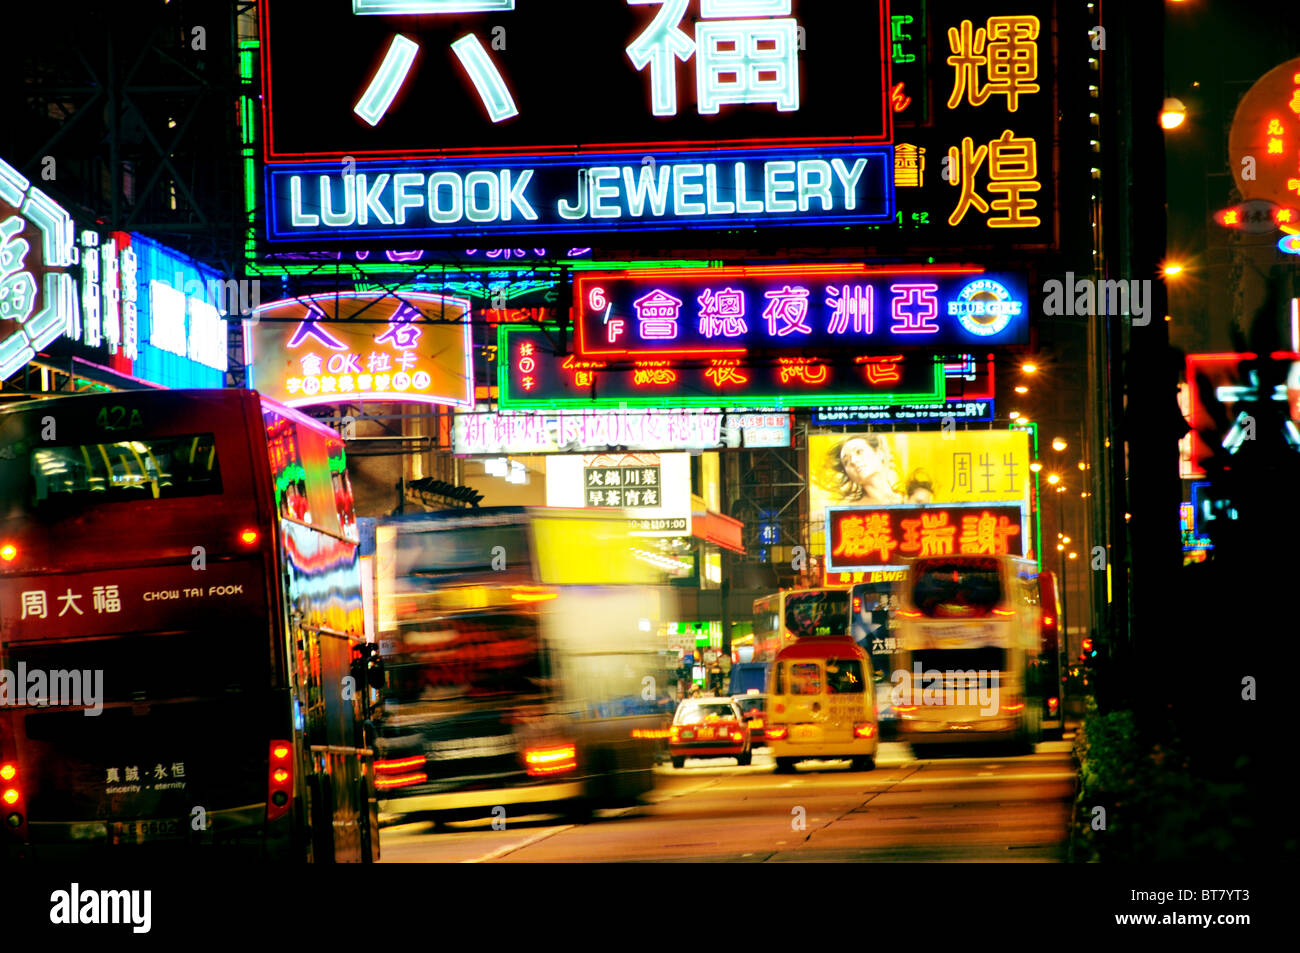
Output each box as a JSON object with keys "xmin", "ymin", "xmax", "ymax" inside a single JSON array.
[
  {"xmin": 0, "ymin": 389, "xmax": 379, "ymax": 861},
  {"xmin": 891, "ymin": 553, "xmax": 1053, "ymax": 750},
  {"xmin": 365, "ymin": 507, "xmax": 678, "ymax": 827}
]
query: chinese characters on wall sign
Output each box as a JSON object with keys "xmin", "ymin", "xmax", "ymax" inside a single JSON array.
[
  {"xmin": 944, "ymin": 15, "xmax": 1043, "ymax": 229},
  {"xmin": 575, "ymin": 267, "xmax": 1028, "ymax": 357},
  {"xmin": 584, "ymin": 464, "xmax": 662, "ymax": 508},
  {"xmin": 500, "ymin": 326, "xmax": 947, "ymax": 410},
  {"xmin": 826, "ymin": 503, "xmax": 1026, "ymax": 572},
  {"xmin": 249, "ymin": 292, "xmax": 473, "ymax": 408}
]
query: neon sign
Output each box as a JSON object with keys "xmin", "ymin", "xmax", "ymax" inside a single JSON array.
[
  {"xmin": 250, "ymin": 292, "xmax": 472, "ymax": 408},
  {"xmin": 498, "ymin": 326, "xmax": 946, "ymax": 410},
  {"xmin": 574, "ymin": 266, "xmax": 1028, "ymax": 357},
  {"xmin": 259, "ymin": 1, "xmax": 890, "ymax": 161},
  {"xmin": 265, "ymin": 146, "xmax": 893, "ymax": 242},
  {"xmin": 0, "ymin": 155, "xmax": 78, "ymax": 381},
  {"xmin": 825, "ymin": 502, "xmax": 1028, "ymax": 573}
]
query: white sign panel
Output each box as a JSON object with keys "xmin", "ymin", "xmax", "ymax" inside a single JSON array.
[
  {"xmin": 456, "ymin": 408, "xmax": 729, "ymax": 455},
  {"xmin": 546, "ymin": 452, "xmax": 691, "ymax": 538}
]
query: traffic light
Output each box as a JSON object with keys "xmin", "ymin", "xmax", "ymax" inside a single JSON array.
[{"xmin": 1080, "ymin": 637, "xmax": 1094, "ymax": 661}]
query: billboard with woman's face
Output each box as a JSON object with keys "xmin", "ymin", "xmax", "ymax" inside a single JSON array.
[{"xmin": 808, "ymin": 431, "xmax": 1033, "ymax": 525}]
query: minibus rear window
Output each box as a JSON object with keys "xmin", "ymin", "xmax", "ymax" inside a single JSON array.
[
  {"xmin": 911, "ymin": 559, "xmax": 1003, "ymax": 618},
  {"xmin": 789, "ymin": 663, "xmax": 821, "ymax": 695},
  {"xmin": 825, "ymin": 659, "xmax": 866, "ymax": 694}
]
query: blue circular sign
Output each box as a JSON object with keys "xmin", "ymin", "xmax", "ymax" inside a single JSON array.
[{"xmin": 948, "ymin": 279, "xmax": 1022, "ymax": 337}]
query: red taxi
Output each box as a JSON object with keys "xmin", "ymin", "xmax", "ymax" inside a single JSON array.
[{"xmin": 669, "ymin": 698, "xmax": 752, "ymax": 768}]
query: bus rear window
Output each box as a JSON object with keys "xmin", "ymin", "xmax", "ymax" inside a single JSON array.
[
  {"xmin": 911, "ymin": 559, "xmax": 1003, "ymax": 618},
  {"xmin": 790, "ymin": 663, "xmax": 821, "ymax": 695},
  {"xmin": 825, "ymin": 659, "xmax": 866, "ymax": 694},
  {"xmin": 29, "ymin": 434, "xmax": 221, "ymax": 505}
]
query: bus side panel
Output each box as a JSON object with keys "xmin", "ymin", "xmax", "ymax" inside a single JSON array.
[{"xmin": 279, "ymin": 518, "xmax": 368, "ymax": 862}]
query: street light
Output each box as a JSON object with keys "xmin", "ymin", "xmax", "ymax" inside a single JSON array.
[
  {"xmin": 1162, "ymin": 262, "xmax": 1185, "ymax": 278},
  {"xmin": 1030, "ymin": 461, "xmax": 1043, "ymax": 472},
  {"xmin": 1021, "ymin": 362, "xmax": 1038, "ymax": 373},
  {"xmin": 1047, "ymin": 473, "xmax": 1060, "ymax": 485},
  {"xmin": 1160, "ymin": 97, "xmax": 1186, "ymax": 129},
  {"xmin": 1052, "ymin": 438, "xmax": 1067, "ymax": 452},
  {"xmin": 1015, "ymin": 385, "xmax": 1028, "ymax": 394}
]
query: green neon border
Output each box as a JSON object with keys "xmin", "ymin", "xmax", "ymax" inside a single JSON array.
[
  {"xmin": 1008, "ymin": 419, "xmax": 1042, "ymax": 571},
  {"xmin": 496, "ymin": 325, "xmax": 946, "ymax": 410}
]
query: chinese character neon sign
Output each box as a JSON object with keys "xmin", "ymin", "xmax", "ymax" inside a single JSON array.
[
  {"xmin": 0, "ymin": 155, "xmax": 78, "ymax": 382},
  {"xmin": 498, "ymin": 325, "xmax": 946, "ymax": 410},
  {"xmin": 574, "ymin": 266, "xmax": 1029, "ymax": 358},
  {"xmin": 826, "ymin": 502, "xmax": 1027, "ymax": 572},
  {"xmin": 250, "ymin": 291, "xmax": 472, "ymax": 408}
]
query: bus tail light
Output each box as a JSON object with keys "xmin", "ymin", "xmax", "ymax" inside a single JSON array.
[
  {"xmin": 267, "ymin": 740, "xmax": 293, "ymax": 822},
  {"xmin": 375, "ymin": 773, "xmax": 427, "ymax": 790},
  {"xmin": 375, "ymin": 756, "xmax": 426, "ymax": 773},
  {"xmin": 993, "ymin": 608, "xmax": 1015, "ymax": 617},
  {"xmin": 1, "ymin": 763, "xmax": 23, "ymax": 832},
  {"xmin": 1000, "ymin": 701, "xmax": 1026, "ymax": 713},
  {"xmin": 894, "ymin": 705, "xmax": 919, "ymax": 713},
  {"xmin": 898, "ymin": 610, "xmax": 922, "ymax": 618},
  {"xmin": 0, "ymin": 543, "xmax": 16, "ymax": 562},
  {"xmin": 765, "ymin": 726, "xmax": 789, "ymax": 741},
  {"xmin": 524, "ymin": 743, "xmax": 576, "ymax": 777},
  {"xmin": 239, "ymin": 529, "xmax": 259, "ymax": 545},
  {"xmin": 853, "ymin": 723, "xmax": 877, "ymax": 739}
]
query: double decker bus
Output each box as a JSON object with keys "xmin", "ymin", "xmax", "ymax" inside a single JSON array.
[
  {"xmin": 0, "ymin": 389, "xmax": 378, "ymax": 860},
  {"xmin": 892, "ymin": 554, "xmax": 1045, "ymax": 752},
  {"xmin": 751, "ymin": 588, "xmax": 850, "ymax": 662},
  {"xmin": 366, "ymin": 508, "xmax": 676, "ymax": 828}
]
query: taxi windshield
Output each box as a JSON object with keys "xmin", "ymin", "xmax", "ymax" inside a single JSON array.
[{"xmin": 677, "ymin": 703, "xmax": 735, "ymax": 724}]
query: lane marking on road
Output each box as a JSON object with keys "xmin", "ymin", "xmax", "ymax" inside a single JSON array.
[
  {"xmin": 463, "ymin": 824, "xmax": 574, "ymax": 863},
  {"xmin": 880, "ymin": 772, "xmax": 1076, "ymax": 785}
]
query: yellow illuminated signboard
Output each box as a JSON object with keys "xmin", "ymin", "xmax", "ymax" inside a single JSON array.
[{"xmin": 249, "ymin": 291, "xmax": 472, "ymax": 408}]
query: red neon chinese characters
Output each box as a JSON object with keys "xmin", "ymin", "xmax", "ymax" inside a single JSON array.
[
  {"xmin": 891, "ymin": 82, "xmax": 911, "ymax": 113},
  {"xmin": 858, "ymin": 354, "xmax": 904, "ymax": 386},
  {"xmin": 833, "ymin": 514, "xmax": 899, "ymax": 563},
  {"xmin": 777, "ymin": 357, "xmax": 829, "ymax": 385},
  {"xmin": 705, "ymin": 359, "xmax": 749, "ymax": 387},
  {"xmin": 518, "ymin": 341, "xmax": 537, "ymax": 390},
  {"xmin": 957, "ymin": 511, "xmax": 1020, "ymax": 555},
  {"xmin": 561, "ymin": 353, "xmax": 606, "ymax": 390},
  {"xmin": 899, "ymin": 512, "xmax": 958, "ymax": 556},
  {"xmin": 633, "ymin": 361, "xmax": 677, "ymax": 386}
]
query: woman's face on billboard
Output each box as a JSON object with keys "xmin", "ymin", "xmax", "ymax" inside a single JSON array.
[{"xmin": 841, "ymin": 438, "xmax": 883, "ymax": 486}]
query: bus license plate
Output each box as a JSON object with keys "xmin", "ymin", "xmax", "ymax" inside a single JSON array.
[
  {"xmin": 791, "ymin": 725, "xmax": 823, "ymax": 742},
  {"xmin": 110, "ymin": 819, "xmax": 182, "ymax": 842}
]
